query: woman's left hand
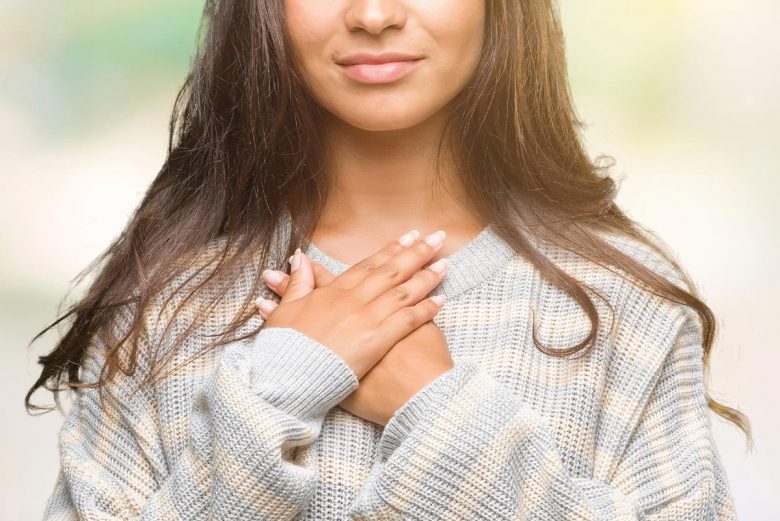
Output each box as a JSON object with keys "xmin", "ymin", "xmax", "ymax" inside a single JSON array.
[{"xmin": 256, "ymin": 260, "xmax": 453, "ymax": 426}]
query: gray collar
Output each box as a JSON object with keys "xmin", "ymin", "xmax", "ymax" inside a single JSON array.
[{"xmin": 304, "ymin": 224, "xmax": 518, "ymax": 300}]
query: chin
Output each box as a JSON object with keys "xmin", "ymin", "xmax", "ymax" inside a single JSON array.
[
  {"xmin": 332, "ymin": 104, "xmax": 440, "ymax": 133},
  {"xmin": 348, "ymin": 117, "xmax": 427, "ymax": 132}
]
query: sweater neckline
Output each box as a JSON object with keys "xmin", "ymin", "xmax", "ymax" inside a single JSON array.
[{"xmin": 303, "ymin": 224, "xmax": 517, "ymax": 300}]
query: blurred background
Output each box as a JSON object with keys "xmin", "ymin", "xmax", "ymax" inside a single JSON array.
[{"xmin": 1, "ymin": 0, "xmax": 777, "ymax": 518}]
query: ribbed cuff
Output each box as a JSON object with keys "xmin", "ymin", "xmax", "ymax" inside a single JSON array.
[
  {"xmin": 377, "ymin": 358, "xmax": 482, "ymax": 460},
  {"xmin": 248, "ymin": 327, "xmax": 359, "ymax": 420}
]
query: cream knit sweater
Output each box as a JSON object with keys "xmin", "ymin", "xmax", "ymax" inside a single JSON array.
[{"xmin": 42, "ymin": 213, "xmax": 738, "ymax": 520}]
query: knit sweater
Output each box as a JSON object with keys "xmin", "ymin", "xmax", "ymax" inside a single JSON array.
[{"xmin": 42, "ymin": 213, "xmax": 738, "ymax": 520}]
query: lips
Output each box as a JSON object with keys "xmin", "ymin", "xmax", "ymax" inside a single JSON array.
[
  {"xmin": 335, "ymin": 52, "xmax": 425, "ymax": 66},
  {"xmin": 336, "ymin": 52, "xmax": 425, "ymax": 84}
]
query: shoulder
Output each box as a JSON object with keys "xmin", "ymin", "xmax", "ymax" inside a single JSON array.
[
  {"xmin": 540, "ymin": 227, "xmax": 695, "ymax": 303},
  {"xmin": 104, "ymin": 237, "xmax": 269, "ymax": 366},
  {"xmin": 595, "ymin": 229, "xmax": 694, "ymax": 293},
  {"xmin": 80, "ymin": 231, "xmax": 288, "ymax": 390},
  {"xmin": 591, "ymin": 230, "xmax": 703, "ymax": 355},
  {"xmin": 530, "ymin": 228, "xmax": 699, "ymax": 348},
  {"xmin": 149, "ymin": 236, "xmax": 270, "ymax": 341}
]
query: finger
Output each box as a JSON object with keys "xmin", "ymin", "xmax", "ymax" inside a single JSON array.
[
  {"xmin": 254, "ymin": 296, "xmax": 278, "ymax": 318},
  {"xmin": 281, "ymin": 259, "xmax": 338, "ymax": 288},
  {"xmin": 326, "ymin": 229, "xmax": 420, "ymax": 292},
  {"xmin": 367, "ymin": 256, "xmax": 447, "ymax": 318},
  {"xmin": 280, "ymin": 249, "xmax": 314, "ymax": 303},
  {"xmin": 261, "ymin": 269, "xmax": 286, "ymax": 297},
  {"xmin": 262, "ymin": 260, "xmax": 336, "ymax": 297},
  {"xmin": 377, "ymin": 295, "xmax": 445, "ymax": 345},
  {"xmin": 311, "ymin": 260, "xmax": 337, "ymax": 286},
  {"xmin": 351, "ymin": 230, "xmax": 446, "ymax": 305}
]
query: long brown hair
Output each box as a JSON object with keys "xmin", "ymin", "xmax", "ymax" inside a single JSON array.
[{"xmin": 25, "ymin": 0, "xmax": 752, "ymax": 448}]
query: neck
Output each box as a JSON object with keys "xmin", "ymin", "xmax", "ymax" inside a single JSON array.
[{"xmin": 317, "ymin": 107, "xmax": 478, "ymax": 241}]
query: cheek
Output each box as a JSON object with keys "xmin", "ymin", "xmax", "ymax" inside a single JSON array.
[
  {"xmin": 284, "ymin": 3, "xmax": 335, "ymax": 80},
  {"xmin": 283, "ymin": 0, "xmax": 485, "ymax": 130},
  {"xmin": 425, "ymin": 1, "xmax": 485, "ymax": 78}
]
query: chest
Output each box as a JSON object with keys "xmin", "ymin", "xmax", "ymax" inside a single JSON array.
[
  {"xmin": 298, "ymin": 295, "xmax": 613, "ymax": 516},
  {"xmin": 156, "ymin": 289, "xmax": 616, "ymax": 518}
]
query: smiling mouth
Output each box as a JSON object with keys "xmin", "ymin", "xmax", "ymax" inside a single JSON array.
[{"xmin": 337, "ymin": 58, "xmax": 424, "ymax": 85}]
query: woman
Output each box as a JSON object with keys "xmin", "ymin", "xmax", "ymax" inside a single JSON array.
[{"xmin": 28, "ymin": 0, "xmax": 749, "ymax": 519}]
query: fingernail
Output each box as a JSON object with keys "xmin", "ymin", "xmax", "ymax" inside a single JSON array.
[
  {"xmin": 428, "ymin": 258, "xmax": 448, "ymax": 274},
  {"xmin": 424, "ymin": 230, "xmax": 446, "ymax": 248},
  {"xmin": 398, "ymin": 229, "xmax": 420, "ymax": 247},
  {"xmin": 254, "ymin": 297, "xmax": 276, "ymax": 315},
  {"xmin": 291, "ymin": 248, "xmax": 302, "ymax": 272},
  {"xmin": 430, "ymin": 294, "xmax": 446, "ymax": 307},
  {"xmin": 262, "ymin": 269, "xmax": 284, "ymax": 286}
]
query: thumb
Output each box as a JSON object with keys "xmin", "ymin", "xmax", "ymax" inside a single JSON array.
[{"xmin": 281, "ymin": 248, "xmax": 314, "ymax": 303}]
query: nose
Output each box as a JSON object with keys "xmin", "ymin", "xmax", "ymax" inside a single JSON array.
[{"xmin": 344, "ymin": 0, "xmax": 407, "ymax": 35}]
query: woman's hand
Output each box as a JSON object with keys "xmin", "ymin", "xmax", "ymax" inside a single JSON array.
[
  {"xmin": 256, "ymin": 236, "xmax": 454, "ymax": 426},
  {"xmin": 254, "ymin": 230, "xmax": 449, "ymax": 381},
  {"xmin": 342, "ymin": 321, "xmax": 452, "ymax": 426}
]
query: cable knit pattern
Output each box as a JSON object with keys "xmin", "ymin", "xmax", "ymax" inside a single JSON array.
[{"xmin": 42, "ymin": 214, "xmax": 738, "ymax": 520}]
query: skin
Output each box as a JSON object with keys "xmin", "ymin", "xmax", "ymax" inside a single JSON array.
[
  {"xmin": 285, "ymin": 0, "xmax": 487, "ymax": 262},
  {"xmin": 259, "ymin": 239, "xmax": 453, "ymax": 426},
  {"xmin": 257, "ymin": 0, "xmax": 487, "ymax": 426}
]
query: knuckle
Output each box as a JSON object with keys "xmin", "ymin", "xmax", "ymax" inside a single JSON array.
[
  {"xmin": 383, "ymin": 240, "xmax": 406, "ymax": 257},
  {"xmin": 399, "ymin": 307, "xmax": 418, "ymax": 326},
  {"xmin": 376, "ymin": 262, "xmax": 400, "ymax": 280},
  {"xmin": 387, "ymin": 285, "xmax": 410, "ymax": 303},
  {"xmin": 357, "ymin": 328, "xmax": 379, "ymax": 349},
  {"xmin": 353, "ymin": 259, "xmax": 375, "ymax": 274}
]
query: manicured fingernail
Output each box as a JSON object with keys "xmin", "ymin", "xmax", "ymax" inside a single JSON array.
[
  {"xmin": 398, "ymin": 229, "xmax": 420, "ymax": 246},
  {"xmin": 291, "ymin": 248, "xmax": 302, "ymax": 272},
  {"xmin": 430, "ymin": 294, "xmax": 446, "ymax": 306},
  {"xmin": 424, "ymin": 230, "xmax": 446, "ymax": 248},
  {"xmin": 262, "ymin": 269, "xmax": 284, "ymax": 286},
  {"xmin": 254, "ymin": 297, "xmax": 276, "ymax": 315},
  {"xmin": 428, "ymin": 258, "xmax": 448, "ymax": 274}
]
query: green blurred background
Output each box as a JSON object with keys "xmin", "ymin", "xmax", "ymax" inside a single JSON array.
[{"xmin": 2, "ymin": 1, "xmax": 777, "ymax": 518}]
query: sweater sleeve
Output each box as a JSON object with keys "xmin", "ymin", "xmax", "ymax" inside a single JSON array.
[
  {"xmin": 346, "ymin": 310, "xmax": 739, "ymax": 520},
  {"xmin": 42, "ymin": 325, "xmax": 359, "ymax": 520}
]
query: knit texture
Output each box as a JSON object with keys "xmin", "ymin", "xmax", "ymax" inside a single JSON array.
[{"xmin": 42, "ymin": 212, "xmax": 738, "ymax": 520}]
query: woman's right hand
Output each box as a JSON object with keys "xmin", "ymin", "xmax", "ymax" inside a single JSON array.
[{"xmin": 259, "ymin": 229, "xmax": 448, "ymax": 379}]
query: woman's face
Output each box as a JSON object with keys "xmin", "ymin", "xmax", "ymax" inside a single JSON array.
[{"xmin": 284, "ymin": 0, "xmax": 486, "ymax": 132}]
